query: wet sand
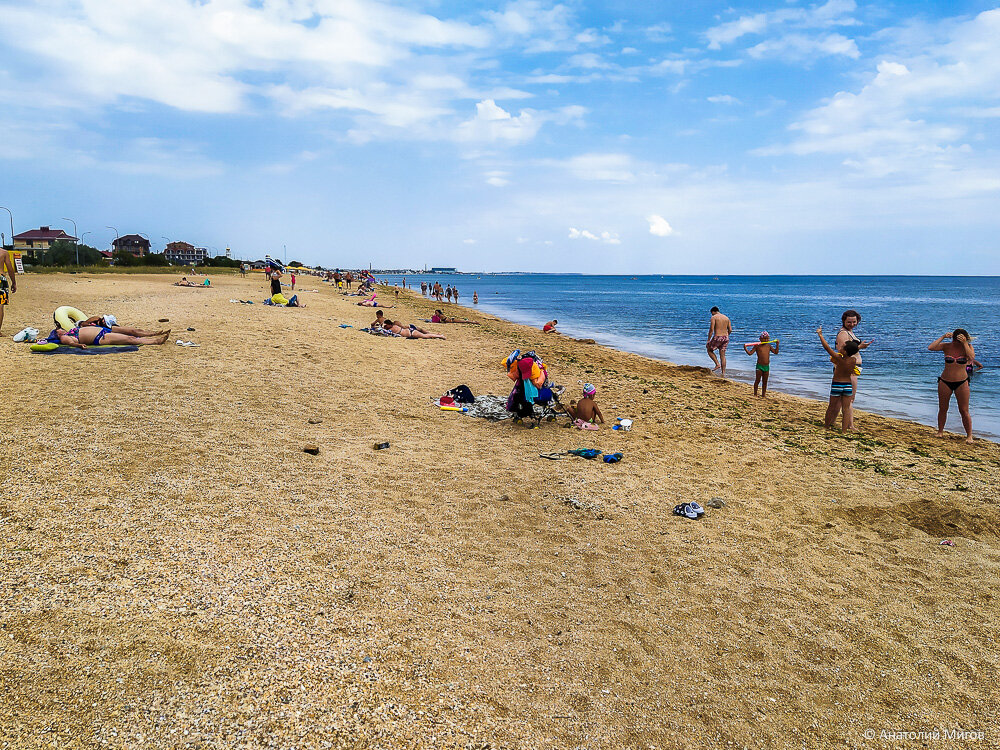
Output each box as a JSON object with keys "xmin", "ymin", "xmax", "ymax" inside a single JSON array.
[{"xmin": 2, "ymin": 272, "xmax": 998, "ymax": 748}]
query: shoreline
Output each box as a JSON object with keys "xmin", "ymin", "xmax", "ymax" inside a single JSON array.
[
  {"xmin": 3, "ymin": 272, "xmax": 999, "ymax": 748},
  {"xmin": 392, "ymin": 274, "xmax": 998, "ymax": 442}
]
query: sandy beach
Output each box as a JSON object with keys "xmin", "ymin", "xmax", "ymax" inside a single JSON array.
[{"xmin": 2, "ymin": 272, "xmax": 999, "ymax": 749}]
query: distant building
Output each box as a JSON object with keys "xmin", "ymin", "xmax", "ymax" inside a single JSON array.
[
  {"xmin": 164, "ymin": 241, "xmax": 208, "ymax": 266},
  {"xmin": 430, "ymin": 267, "xmax": 458, "ymax": 273},
  {"xmin": 13, "ymin": 226, "xmax": 77, "ymax": 262},
  {"xmin": 113, "ymin": 234, "xmax": 150, "ymax": 257}
]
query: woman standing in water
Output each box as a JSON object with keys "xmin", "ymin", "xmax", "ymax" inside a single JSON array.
[
  {"xmin": 835, "ymin": 310, "xmax": 873, "ymax": 404},
  {"xmin": 928, "ymin": 329, "xmax": 976, "ymax": 443}
]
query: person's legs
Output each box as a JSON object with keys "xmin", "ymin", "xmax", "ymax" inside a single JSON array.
[
  {"xmin": 955, "ymin": 380, "xmax": 973, "ymax": 443},
  {"xmin": 753, "ymin": 369, "xmax": 762, "ymax": 396},
  {"xmin": 719, "ymin": 344, "xmax": 728, "ymax": 377},
  {"xmin": 706, "ymin": 345, "xmax": 720, "ymax": 372},
  {"xmin": 825, "ymin": 394, "xmax": 841, "ymax": 429},
  {"xmin": 935, "ymin": 380, "xmax": 951, "ymax": 437},
  {"xmin": 760, "ymin": 370, "xmax": 769, "ymax": 398},
  {"xmin": 850, "ymin": 373, "xmax": 858, "ymax": 405},
  {"xmin": 841, "ymin": 395, "xmax": 854, "ymax": 432},
  {"xmin": 99, "ymin": 331, "xmax": 168, "ymax": 345}
]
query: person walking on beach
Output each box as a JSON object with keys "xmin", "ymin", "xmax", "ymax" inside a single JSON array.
[
  {"xmin": 0, "ymin": 246, "xmax": 17, "ymax": 336},
  {"xmin": 446, "ymin": 285, "xmax": 453, "ymax": 303},
  {"xmin": 473, "ymin": 291, "xmax": 478, "ymax": 304},
  {"xmin": 240, "ymin": 263, "xmax": 247, "ymax": 278},
  {"xmin": 421, "ymin": 281, "xmax": 427, "ymax": 297},
  {"xmin": 453, "ymin": 287, "xmax": 460, "ymax": 303},
  {"xmin": 744, "ymin": 332, "xmax": 779, "ymax": 397},
  {"xmin": 290, "ymin": 271, "xmax": 296, "ymax": 290},
  {"xmin": 928, "ymin": 329, "xmax": 976, "ymax": 443},
  {"xmin": 818, "ymin": 327, "xmax": 860, "ymax": 432},
  {"xmin": 836, "ymin": 310, "xmax": 872, "ymax": 405},
  {"xmin": 706, "ymin": 306, "xmax": 732, "ymax": 376}
]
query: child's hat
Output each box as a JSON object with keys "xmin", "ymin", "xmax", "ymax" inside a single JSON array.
[
  {"xmin": 760, "ymin": 331, "xmax": 769, "ymax": 339},
  {"xmin": 583, "ymin": 383, "xmax": 596, "ymax": 396}
]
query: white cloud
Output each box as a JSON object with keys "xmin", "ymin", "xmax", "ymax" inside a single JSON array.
[
  {"xmin": 455, "ymin": 100, "xmax": 584, "ymax": 144},
  {"xmin": 485, "ymin": 170, "xmax": 511, "ymax": 187},
  {"xmin": 0, "ymin": 0, "xmax": 492, "ymax": 115},
  {"xmin": 706, "ymin": 0, "xmax": 859, "ymax": 58},
  {"xmin": 647, "ymin": 214, "xmax": 675, "ymax": 237},
  {"xmin": 455, "ymin": 99, "xmax": 540, "ymax": 144},
  {"xmin": 463, "ymin": 239, "xmax": 477, "ymax": 244},
  {"xmin": 559, "ymin": 153, "xmax": 637, "ymax": 182},
  {"xmin": 758, "ymin": 10, "xmax": 1000, "ymax": 179},
  {"xmin": 568, "ymin": 227, "xmax": 620, "ymax": 244},
  {"xmin": 748, "ymin": 32, "xmax": 859, "ymax": 61},
  {"xmin": 707, "ymin": 94, "xmax": 740, "ymax": 104}
]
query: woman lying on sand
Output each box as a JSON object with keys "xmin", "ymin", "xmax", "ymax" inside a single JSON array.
[
  {"xmin": 928, "ymin": 329, "xmax": 975, "ymax": 443},
  {"xmin": 45, "ymin": 326, "xmax": 170, "ymax": 347},
  {"xmin": 80, "ymin": 314, "xmax": 167, "ymax": 338},
  {"xmin": 431, "ymin": 309, "xmax": 478, "ymax": 324},
  {"xmin": 383, "ymin": 320, "xmax": 446, "ymax": 340},
  {"xmin": 372, "ymin": 310, "xmax": 429, "ymax": 333}
]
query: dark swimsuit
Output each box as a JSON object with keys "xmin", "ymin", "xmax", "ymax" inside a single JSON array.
[{"xmin": 939, "ymin": 355, "xmax": 970, "ymax": 392}]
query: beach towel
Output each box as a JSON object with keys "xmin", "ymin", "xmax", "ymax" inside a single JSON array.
[{"xmin": 30, "ymin": 343, "xmax": 139, "ymax": 355}]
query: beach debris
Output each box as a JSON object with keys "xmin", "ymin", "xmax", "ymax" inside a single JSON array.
[
  {"xmin": 175, "ymin": 340, "xmax": 200, "ymax": 347},
  {"xmin": 187, "ymin": 327, "xmax": 196, "ymax": 331},
  {"xmin": 706, "ymin": 497, "xmax": 727, "ymax": 509},
  {"xmin": 562, "ymin": 496, "xmax": 601, "ymax": 512},
  {"xmin": 498, "ymin": 494, "xmax": 511, "ymax": 501},
  {"xmin": 373, "ymin": 441, "xmax": 390, "ymax": 450},
  {"xmin": 308, "ymin": 418, "xmax": 323, "ymax": 424},
  {"xmin": 303, "ymin": 445, "xmax": 320, "ymax": 455},
  {"xmin": 158, "ymin": 318, "xmax": 169, "ymax": 322},
  {"xmin": 939, "ymin": 539, "xmax": 956, "ymax": 547}
]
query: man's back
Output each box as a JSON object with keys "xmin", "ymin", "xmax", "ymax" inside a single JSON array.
[{"xmin": 710, "ymin": 313, "xmax": 731, "ymax": 337}]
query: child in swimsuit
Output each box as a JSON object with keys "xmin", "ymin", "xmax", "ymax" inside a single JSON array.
[
  {"xmin": 817, "ymin": 327, "xmax": 860, "ymax": 433},
  {"xmin": 744, "ymin": 331, "xmax": 779, "ymax": 397},
  {"xmin": 566, "ymin": 384, "xmax": 604, "ymax": 430}
]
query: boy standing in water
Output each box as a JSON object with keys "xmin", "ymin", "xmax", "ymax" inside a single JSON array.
[
  {"xmin": 817, "ymin": 327, "xmax": 861, "ymax": 432},
  {"xmin": 744, "ymin": 332, "xmax": 779, "ymax": 397}
]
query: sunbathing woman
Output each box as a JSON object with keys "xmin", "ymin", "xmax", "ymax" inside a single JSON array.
[
  {"xmin": 928, "ymin": 329, "xmax": 975, "ymax": 443},
  {"xmin": 80, "ymin": 314, "xmax": 166, "ymax": 338},
  {"xmin": 357, "ymin": 294, "xmax": 393, "ymax": 308},
  {"xmin": 431, "ymin": 309, "xmax": 478, "ymax": 324},
  {"xmin": 384, "ymin": 320, "xmax": 446, "ymax": 340},
  {"xmin": 46, "ymin": 326, "xmax": 170, "ymax": 347},
  {"xmin": 372, "ymin": 310, "xmax": 429, "ymax": 333}
]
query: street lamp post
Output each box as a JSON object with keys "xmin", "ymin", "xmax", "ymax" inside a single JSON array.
[
  {"xmin": 0, "ymin": 206, "xmax": 13, "ymax": 249},
  {"xmin": 61, "ymin": 217, "xmax": 79, "ymax": 265},
  {"xmin": 106, "ymin": 226, "xmax": 119, "ymax": 253}
]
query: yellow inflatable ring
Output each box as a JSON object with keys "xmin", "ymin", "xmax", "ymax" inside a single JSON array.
[{"xmin": 54, "ymin": 306, "xmax": 87, "ymax": 330}]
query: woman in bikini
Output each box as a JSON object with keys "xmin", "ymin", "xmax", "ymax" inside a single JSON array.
[
  {"xmin": 835, "ymin": 310, "xmax": 873, "ymax": 404},
  {"xmin": 46, "ymin": 326, "xmax": 170, "ymax": 347},
  {"xmin": 928, "ymin": 329, "xmax": 975, "ymax": 443},
  {"xmin": 383, "ymin": 320, "xmax": 446, "ymax": 340}
]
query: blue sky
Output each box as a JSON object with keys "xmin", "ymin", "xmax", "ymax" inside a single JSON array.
[{"xmin": 1, "ymin": 0, "xmax": 999, "ymax": 273}]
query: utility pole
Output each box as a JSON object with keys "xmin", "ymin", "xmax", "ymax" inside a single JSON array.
[{"xmin": 61, "ymin": 217, "xmax": 79, "ymax": 265}]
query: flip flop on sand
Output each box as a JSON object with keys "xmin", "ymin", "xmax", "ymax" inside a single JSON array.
[
  {"xmin": 539, "ymin": 451, "xmax": 567, "ymax": 460},
  {"xmin": 673, "ymin": 503, "xmax": 700, "ymax": 520},
  {"xmin": 687, "ymin": 501, "xmax": 705, "ymax": 516}
]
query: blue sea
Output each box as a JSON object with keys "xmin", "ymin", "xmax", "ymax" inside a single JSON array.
[{"xmin": 384, "ymin": 274, "xmax": 999, "ymax": 440}]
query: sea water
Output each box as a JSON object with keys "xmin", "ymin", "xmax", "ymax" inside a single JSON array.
[{"xmin": 385, "ymin": 274, "xmax": 999, "ymax": 440}]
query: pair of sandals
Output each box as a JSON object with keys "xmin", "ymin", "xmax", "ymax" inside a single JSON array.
[{"xmin": 673, "ymin": 501, "xmax": 706, "ymax": 520}]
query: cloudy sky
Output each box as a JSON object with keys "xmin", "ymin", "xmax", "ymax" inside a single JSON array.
[{"xmin": 1, "ymin": 0, "xmax": 998, "ymax": 273}]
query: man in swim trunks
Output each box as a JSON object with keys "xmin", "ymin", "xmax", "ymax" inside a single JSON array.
[
  {"xmin": 706, "ymin": 306, "xmax": 732, "ymax": 376},
  {"xmin": 543, "ymin": 320, "xmax": 558, "ymax": 333},
  {"xmin": 0, "ymin": 246, "xmax": 17, "ymax": 336}
]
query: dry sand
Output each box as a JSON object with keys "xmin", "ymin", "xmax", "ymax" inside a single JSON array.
[{"xmin": 2, "ymin": 272, "xmax": 999, "ymax": 749}]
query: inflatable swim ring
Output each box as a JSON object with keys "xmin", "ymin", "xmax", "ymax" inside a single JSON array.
[{"xmin": 53, "ymin": 306, "xmax": 87, "ymax": 330}]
